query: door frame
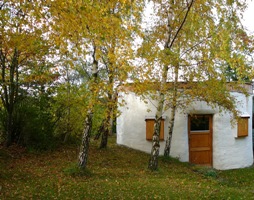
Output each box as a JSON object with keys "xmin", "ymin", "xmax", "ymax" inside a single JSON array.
[{"xmin": 188, "ymin": 114, "xmax": 213, "ymax": 166}]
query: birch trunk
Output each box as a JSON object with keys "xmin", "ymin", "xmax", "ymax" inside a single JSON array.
[
  {"xmin": 148, "ymin": 97, "xmax": 165, "ymax": 170},
  {"xmin": 78, "ymin": 43, "xmax": 98, "ymax": 168},
  {"xmin": 147, "ymin": 1, "xmax": 193, "ymax": 170},
  {"xmin": 164, "ymin": 64, "xmax": 179, "ymax": 156},
  {"xmin": 78, "ymin": 111, "xmax": 93, "ymax": 168},
  {"xmin": 163, "ymin": 103, "xmax": 176, "ymax": 156},
  {"xmin": 147, "ymin": 2, "xmax": 172, "ymax": 170}
]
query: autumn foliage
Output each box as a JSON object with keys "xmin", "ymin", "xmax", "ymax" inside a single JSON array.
[{"xmin": 0, "ymin": 0, "xmax": 253, "ymax": 172}]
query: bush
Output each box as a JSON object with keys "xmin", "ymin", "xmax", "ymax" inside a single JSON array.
[{"xmin": 0, "ymin": 94, "xmax": 58, "ymax": 150}]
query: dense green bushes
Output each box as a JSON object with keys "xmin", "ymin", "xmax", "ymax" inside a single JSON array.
[{"xmin": 0, "ymin": 86, "xmax": 108, "ymax": 151}]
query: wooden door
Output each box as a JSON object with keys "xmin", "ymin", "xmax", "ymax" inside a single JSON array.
[{"xmin": 188, "ymin": 114, "xmax": 213, "ymax": 166}]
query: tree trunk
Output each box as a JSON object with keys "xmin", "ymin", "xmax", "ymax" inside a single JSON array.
[
  {"xmin": 99, "ymin": 90, "xmax": 117, "ymax": 148},
  {"xmin": 64, "ymin": 66, "xmax": 71, "ymax": 143},
  {"xmin": 5, "ymin": 111, "xmax": 13, "ymax": 147},
  {"xmin": 148, "ymin": 117, "xmax": 163, "ymax": 171},
  {"xmin": 78, "ymin": 43, "xmax": 98, "ymax": 168},
  {"xmin": 108, "ymin": 111, "xmax": 114, "ymax": 135},
  {"xmin": 63, "ymin": 122, "xmax": 71, "ymax": 144},
  {"xmin": 147, "ymin": 0, "xmax": 193, "ymax": 169},
  {"xmin": 94, "ymin": 118, "xmax": 108, "ymax": 149},
  {"xmin": 78, "ymin": 111, "xmax": 93, "ymax": 168},
  {"xmin": 164, "ymin": 64, "xmax": 179, "ymax": 156},
  {"xmin": 148, "ymin": 1, "xmax": 175, "ymax": 171},
  {"xmin": 164, "ymin": 108, "xmax": 176, "ymax": 156},
  {"xmin": 99, "ymin": 129, "xmax": 108, "ymax": 149},
  {"xmin": 163, "ymin": 1, "xmax": 194, "ymax": 156},
  {"xmin": 148, "ymin": 92, "xmax": 165, "ymax": 171},
  {"xmin": 3, "ymin": 48, "xmax": 19, "ymax": 147},
  {"xmin": 63, "ymin": 102, "xmax": 71, "ymax": 143},
  {"xmin": 99, "ymin": 113, "xmax": 110, "ymax": 149}
]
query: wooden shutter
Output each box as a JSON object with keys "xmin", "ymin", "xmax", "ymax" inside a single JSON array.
[
  {"xmin": 238, "ymin": 117, "xmax": 249, "ymax": 137},
  {"xmin": 145, "ymin": 119, "xmax": 164, "ymax": 140}
]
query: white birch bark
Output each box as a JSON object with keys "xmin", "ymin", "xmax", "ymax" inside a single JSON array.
[
  {"xmin": 148, "ymin": 0, "xmax": 194, "ymax": 170},
  {"xmin": 78, "ymin": 44, "xmax": 98, "ymax": 168}
]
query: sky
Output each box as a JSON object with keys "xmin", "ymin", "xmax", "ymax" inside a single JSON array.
[
  {"xmin": 144, "ymin": 1, "xmax": 254, "ymax": 34},
  {"xmin": 243, "ymin": 0, "xmax": 254, "ymax": 33}
]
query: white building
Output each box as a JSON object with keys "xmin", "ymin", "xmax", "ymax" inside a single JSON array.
[{"xmin": 117, "ymin": 84, "xmax": 253, "ymax": 170}]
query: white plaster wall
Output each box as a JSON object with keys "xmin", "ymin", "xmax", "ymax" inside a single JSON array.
[
  {"xmin": 166, "ymin": 111, "xmax": 189, "ymax": 162},
  {"xmin": 117, "ymin": 91, "xmax": 253, "ymax": 170},
  {"xmin": 212, "ymin": 93, "xmax": 254, "ymax": 170},
  {"xmin": 117, "ymin": 93, "xmax": 165, "ymax": 154}
]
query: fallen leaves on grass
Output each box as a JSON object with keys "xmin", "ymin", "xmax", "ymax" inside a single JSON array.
[{"xmin": 0, "ymin": 137, "xmax": 254, "ymax": 199}]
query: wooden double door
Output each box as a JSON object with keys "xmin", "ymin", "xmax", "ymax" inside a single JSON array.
[{"xmin": 188, "ymin": 114, "xmax": 213, "ymax": 166}]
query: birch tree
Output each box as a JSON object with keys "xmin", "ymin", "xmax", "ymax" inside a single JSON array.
[
  {"xmin": 78, "ymin": 1, "xmax": 144, "ymax": 167},
  {"xmin": 138, "ymin": 0, "xmax": 254, "ymax": 170},
  {"xmin": 48, "ymin": 0, "xmax": 144, "ymax": 168}
]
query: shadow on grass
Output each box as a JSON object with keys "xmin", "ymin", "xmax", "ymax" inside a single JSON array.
[{"xmin": 63, "ymin": 163, "xmax": 93, "ymax": 178}]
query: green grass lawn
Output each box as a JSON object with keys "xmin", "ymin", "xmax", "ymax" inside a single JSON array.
[{"xmin": 0, "ymin": 136, "xmax": 254, "ymax": 200}]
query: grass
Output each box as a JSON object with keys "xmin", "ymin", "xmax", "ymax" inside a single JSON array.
[{"xmin": 0, "ymin": 136, "xmax": 254, "ymax": 200}]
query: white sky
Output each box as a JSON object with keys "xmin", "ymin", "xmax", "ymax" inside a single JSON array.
[
  {"xmin": 243, "ymin": 0, "xmax": 254, "ymax": 33},
  {"xmin": 144, "ymin": 1, "xmax": 254, "ymax": 34}
]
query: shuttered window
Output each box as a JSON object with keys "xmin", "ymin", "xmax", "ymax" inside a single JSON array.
[
  {"xmin": 238, "ymin": 117, "xmax": 249, "ymax": 137},
  {"xmin": 145, "ymin": 119, "xmax": 164, "ymax": 140}
]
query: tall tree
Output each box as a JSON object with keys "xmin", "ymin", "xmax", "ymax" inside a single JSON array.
[
  {"xmin": 78, "ymin": 0, "xmax": 144, "ymax": 167},
  {"xmin": 48, "ymin": 0, "xmax": 144, "ymax": 168},
  {"xmin": 137, "ymin": 0, "xmax": 254, "ymax": 170},
  {"xmin": 0, "ymin": 0, "xmax": 52, "ymax": 146}
]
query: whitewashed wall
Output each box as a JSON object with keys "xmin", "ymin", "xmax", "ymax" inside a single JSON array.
[{"xmin": 117, "ymin": 91, "xmax": 253, "ymax": 170}]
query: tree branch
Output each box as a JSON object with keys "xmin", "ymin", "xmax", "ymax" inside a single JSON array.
[
  {"xmin": 180, "ymin": 34, "xmax": 212, "ymax": 58},
  {"xmin": 168, "ymin": 0, "xmax": 195, "ymax": 49}
]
